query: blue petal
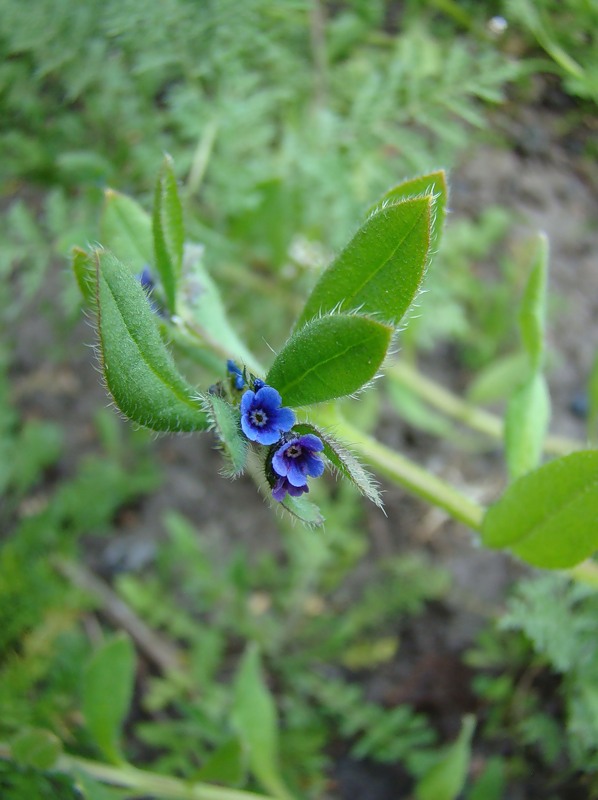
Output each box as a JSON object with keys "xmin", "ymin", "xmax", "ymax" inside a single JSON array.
[
  {"xmin": 240, "ymin": 390, "xmax": 255, "ymax": 415},
  {"xmin": 255, "ymin": 426, "xmax": 282, "ymax": 446},
  {"xmin": 241, "ymin": 414, "xmax": 258, "ymax": 441},
  {"xmin": 272, "ymin": 447, "xmax": 289, "ymax": 477},
  {"xmin": 273, "ymin": 406, "xmax": 296, "ymax": 432},
  {"xmin": 299, "ymin": 434, "xmax": 324, "ymax": 452},
  {"xmin": 287, "ymin": 461, "xmax": 308, "ymax": 487},
  {"xmin": 305, "ymin": 453, "xmax": 325, "ymax": 478},
  {"xmin": 254, "ymin": 386, "xmax": 282, "ymax": 412}
]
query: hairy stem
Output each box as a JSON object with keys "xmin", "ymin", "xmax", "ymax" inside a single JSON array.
[{"xmin": 317, "ymin": 410, "xmax": 485, "ymax": 530}]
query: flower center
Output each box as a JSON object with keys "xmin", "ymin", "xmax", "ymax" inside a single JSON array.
[
  {"xmin": 287, "ymin": 444, "xmax": 302, "ymax": 459},
  {"xmin": 250, "ymin": 409, "xmax": 268, "ymax": 427}
]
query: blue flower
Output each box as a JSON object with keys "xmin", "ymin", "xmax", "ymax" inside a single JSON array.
[
  {"xmin": 272, "ymin": 434, "xmax": 324, "ymax": 488},
  {"xmin": 240, "ymin": 386, "xmax": 295, "ymax": 445},
  {"xmin": 227, "ymin": 360, "xmax": 246, "ymax": 390},
  {"xmin": 138, "ymin": 266, "xmax": 155, "ymax": 292},
  {"xmin": 272, "ymin": 476, "xmax": 309, "ymax": 503}
]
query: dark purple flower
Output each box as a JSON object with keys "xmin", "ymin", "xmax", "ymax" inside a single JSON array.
[
  {"xmin": 272, "ymin": 434, "xmax": 324, "ymax": 488},
  {"xmin": 272, "ymin": 476, "xmax": 309, "ymax": 503},
  {"xmin": 253, "ymin": 378, "xmax": 265, "ymax": 391},
  {"xmin": 240, "ymin": 386, "xmax": 295, "ymax": 445}
]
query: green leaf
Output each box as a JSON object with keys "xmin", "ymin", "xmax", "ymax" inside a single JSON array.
[
  {"xmin": 296, "ymin": 196, "xmax": 432, "ymax": 329},
  {"xmin": 293, "ymin": 421, "xmax": 382, "ymax": 507},
  {"xmin": 95, "ymin": 250, "xmax": 208, "ymax": 432},
  {"xmin": 415, "ymin": 715, "xmax": 475, "ymax": 800},
  {"xmin": 505, "ymin": 372, "xmax": 551, "ymax": 479},
  {"xmin": 481, "ymin": 450, "xmax": 598, "ymax": 568},
  {"xmin": 588, "ymin": 351, "xmax": 598, "ymax": 444},
  {"xmin": 267, "ymin": 314, "xmax": 393, "ymax": 407},
  {"xmin": 82, "ymin": 634, "xmax": 136, "ymax": 764},
  {"xmin": 11, "ymin": 729, "xmax": 62, "ymax": 770},
  {"xmin": 280, "ymin": 492, "xmax": 325, "ymax": 527},
  {"xmin": 153, "ymin": 154, "xmax": 184, "ymax": 313},
  {"xmin": 232, "ymin": 645, "xmax": 295, "ymax": 800},
  {"xmin": 195, "ymin": 738, "xmax": 247, "ymax": 786},
  {"xmin": 466, "ymin": 351, "xmax": 529, "ymax": 404},
  {"xmin": 71, "ymin": 247, "xmax": 96, "ymax": 307},
  {"xmin": 202, "ymin": 393, "xmax": 248, "ymax": 477},
  {"xmin": 179, "ymin": 243, "xmax": 262, "ymax": 374},
  {"xmin": 519, "ymin": 233, "xmax": 548, "ymax": 370},
  {"xmin": 367, "ymin": 170, "xmax": 448, "ymax": 251},
  {"xmin": 101, "ymin": 189, "xmax": 153, "ymax": 274}
]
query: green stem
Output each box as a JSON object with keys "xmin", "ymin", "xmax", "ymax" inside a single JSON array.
[
  {"xmin": 324, "ymin": 412, "xmax": 485, "ymax": 531},
  {"xmin": 389, "ymin": 361, "xmax": 581, "ymax": 457},
  {"xmin": 0, "ymin": 745, "xmax": 274, "ymax": 800}
]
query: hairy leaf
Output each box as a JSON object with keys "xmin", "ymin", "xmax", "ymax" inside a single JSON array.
[
  {"xmin": 95, "ymin": 250, "xmax": 207, "ymax": 432},
  {"xmin": 368, "ymin": 169, "xmax": 448, "ymax": 250},
  {"xmin": 71, "ymin": 247, "xmax": 96, "ymax": 307},
  {"xmin": 294, "ymin": 421, "xmax": 382, "ymax": 507},
  {"xmin": 482, "ymin": 450, "xmax": 598, "ymax": 568},
  {"xmin": 296, "ymin": 197, "xmax": 432, "ymax": 329},
  {"xmin": 267, "ymin": 314, "xmax": 393, "ymax": 407},
  {"xmin": 202, "ymin": 393, "xmax": 248, "ymax": 477}
]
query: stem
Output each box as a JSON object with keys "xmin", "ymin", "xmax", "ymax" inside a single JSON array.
[
  {"xmin": 0, "ymin": 745, "xmax": 275, "ymax": 800},
  {"xmin": 389, "ymin": 361, "xmax": 581, "ymax": 457},
  {"xmin": 326, "ymin": 412, "xmax": 485, "ymax": 531}
]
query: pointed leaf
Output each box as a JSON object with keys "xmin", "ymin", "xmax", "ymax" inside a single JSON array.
[
  {"xmin": 367, "ymin": 170, "xmax": 448, "ymax": 250},
  {"xmin": 101, "ymin": 189, "xmax": 153, "ymax": 273},
  {"xmin": 296, "ymin": 196, "xmax": 432, "ymax": 329},
  {"xmin": 195, "ymin": 738, "xmax": 247, "ymax": 785},
  {"xmin": 153, "ymin": 154, "xmax": 184, "ymax": 313},
  {"xmin": 202, "ymin": 394, "xmax": 248, "ymax": 477},
  {"xmin": 82, "ymin": 634, "xmax": 135, "ymax": 764},
  {"xmin": 267, "ymin": 314, "xmax": 393, "ymax": 407},
  {"xmin": 482, "ymin": 450, "xmax": 598, "ymax": 568},
  {"xmin": 232, "ymin": 645, "xmax": 295, "ymax": 800},
  {"xmin": 467, "ymin": 351, "xmax": 529, "ymax": 404},
  {"xmin": 95, "ymin": 250, "xmax": 208, "ymax": 432},
  {"xmin": 180, "ymin": 244, "xmax": 262, "ymax": 373},
  {"xmin": 294, "ymin": 422, "xmax": 382, "ymax": 507},
  {"xmin": 280, "ymin": 492, "xmax": 324, "ymax": 526},
  {"xmin": 71, "ymin": 247, "xmax": 96, "ymax": 307},
  {"xmin": 519, "ymin": 233, "xmax": 548, "ymax": 370},
  {"xmin": 416, "ymin": 716, "xmax": 475, "ymax": 800},
  {"xmin": 505, "ymin": 372, "xmax": 551, "ymax": 479}
]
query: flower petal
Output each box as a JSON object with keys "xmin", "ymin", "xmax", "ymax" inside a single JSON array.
[
  {"xmin": 273, "ymin": 405, "xmax": 296, "ymax": 433},
  {"xmin": 241, "ymin": 414, "xmax": 258, "ymax": 440},
  {"xmin": 255, "ymin": 427, "xmax": 282, "ymax": 446},
  {"xmin": 254, "ymin": 385, "xmax": 282, "ymax": 412},
  {"xmin": 305, "ymin": 453, "xmax": 325, "ymax": 478},
  {"xmin": 240, "ymin": 390, "xmax": 255, "ymax": 415},
  {"xmin": 287, "ymin": 461, "xmax": 308, "ymax": 487},
  {"xmin": 298, "ymin": 434, "xmax": 324, "ymax": 452}
]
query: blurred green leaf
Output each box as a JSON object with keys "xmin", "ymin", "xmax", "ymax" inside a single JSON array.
[
  {"xmin": 11, "ymin": 729, "xmax": 62, "ymax": 770},
  {"xmin": 95, "ymin": 249, "xmax": 208, "ymax": 432},
  {"xmin": 195, "ymin": 738, "xmax": 247, "ymax": 785},
  {"xmin": 179, "ymin": 244, "xmax": 262, "ymax": 373},
  {"xmin": 416, "ymin": 715, "xmax": 475, "ymax": 800},
  {"xmin": 505, "ymin": 371, "xmax": 551, "ymax": 480},
  {"xmin": 279, "ymin": 492, "xmax": 324, "ymax": 527},
  {"xmin": 519, "ymin": 233, "xmax": 548, "ymax": 370},
  {"xmin": 482, "ymin": 450, "xmax": 598, "ymax": 568},
  {"xmin": 467, "ymin": 352, "xmax": 529, "ymax": 405},
  {"xmin": 588, "ymin": 351, "xmax": 598, "ymax": 444},
  {"xmin": 82, "ymin": 634, "xmax": 136, "ymax": 764},
  {"xmin": 232, "ymin": 645, "xmax": 295, "ymax": 800},
  {"xmin": 296, "ymin": 197, "xmax": 432, "ymax": 329},
  {"xmin": 267, "ymin": 314, "xmax": 392, "ymax": 407},
  {"xmin": 153, "ymin": 154, "xmax": 184, "ymax": 314},
  {"xmin": 101, "ymin": 190, "xmax": 153, "ymax": 274}
]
